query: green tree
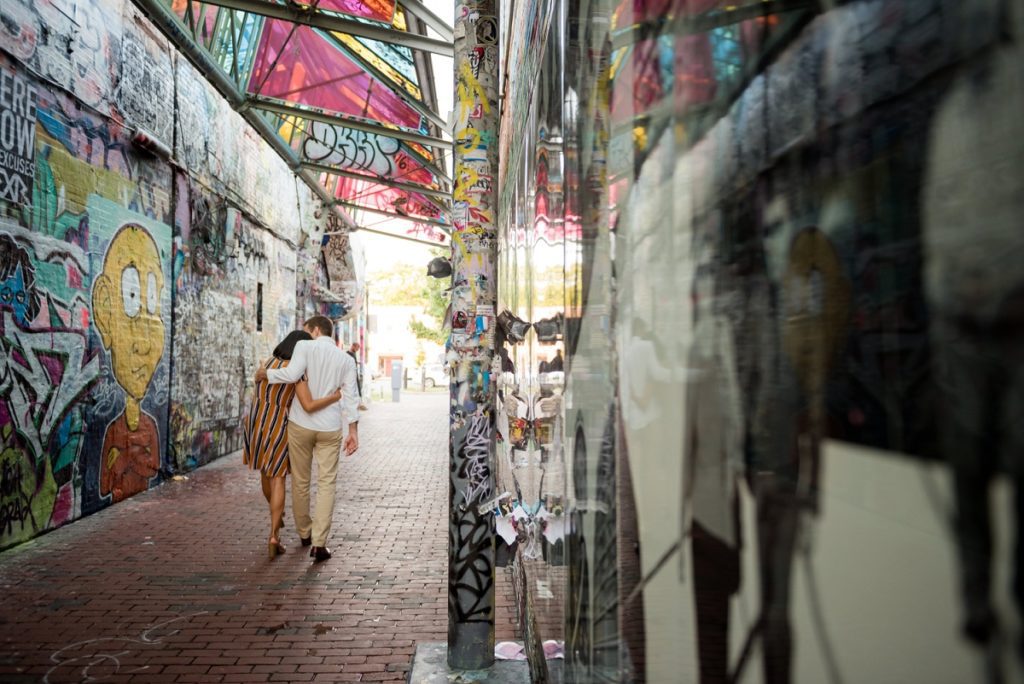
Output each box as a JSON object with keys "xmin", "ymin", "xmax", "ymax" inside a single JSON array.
[
  {"xmin": 367, "ymin": 263, "xmax": 429, "ymax": 307},
  {"xmin": 409, "ymin": 248, "xmax": 448, "ymax": 344}
]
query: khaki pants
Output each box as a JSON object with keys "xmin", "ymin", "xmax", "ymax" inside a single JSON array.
[{"xmin": 287, "ymin": 423, "xmax": 343, "ymax": 547}]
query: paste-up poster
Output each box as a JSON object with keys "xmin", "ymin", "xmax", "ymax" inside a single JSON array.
[{"xmin": 0, "ymin": 68, "xmax": 38, "ymax": 204}]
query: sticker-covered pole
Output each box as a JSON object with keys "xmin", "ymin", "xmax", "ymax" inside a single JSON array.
[{"xmin": 447, "ymin": 0, "xmax": 499, "ymax": 670}]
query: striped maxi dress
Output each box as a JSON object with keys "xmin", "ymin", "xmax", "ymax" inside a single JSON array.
[{"xmin": 242, "ymin": 357, "xmax": 295, "ymax": 477}]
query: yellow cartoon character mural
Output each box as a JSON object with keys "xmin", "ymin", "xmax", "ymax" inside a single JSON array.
[{"xmin": 92, "ymin": 224, "xmax": 165, "ymax": 502}]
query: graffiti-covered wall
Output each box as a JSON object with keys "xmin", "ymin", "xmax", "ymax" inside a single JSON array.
[
  {"xmin": 0, "ymin": 13, "xmax": 176, "ymax": 547},
  {"xmin": 498, "ymin": 0, "xmax": 1024, "ymax": 681},
  {"xmin": 0, "ymin": 0, "xmax": 333, "ymax": 550},
  {"xmin": 167, "ymin": 50, "xmax": 313, "ymax": 470}
]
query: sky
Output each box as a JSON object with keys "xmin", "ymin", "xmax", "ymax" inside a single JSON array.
[
  {"xmin": 425, "ymin": 0, "xmax": 455, "ymax": 137},
  {"xmin": 360, "ymin": 0, "xmax": 454, "ymax": 276},
  {"xmin": 361, "ymin": 231, "xmax": 441, "ymax": 275}
]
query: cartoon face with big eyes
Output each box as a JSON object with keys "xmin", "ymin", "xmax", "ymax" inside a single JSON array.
[{"xmin": 92, "ymin": 225, "xmax": 165, "ymax": 402}]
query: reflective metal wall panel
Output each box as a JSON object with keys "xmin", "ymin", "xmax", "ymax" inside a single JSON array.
[{"xmin": 497, "ymin": 0, "xmax": 1024, "ymax": 681}]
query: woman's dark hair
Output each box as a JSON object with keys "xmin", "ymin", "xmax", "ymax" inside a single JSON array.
[{"xmin": 273, "ymin": 330, "xmax": 312, "ymax": 360}]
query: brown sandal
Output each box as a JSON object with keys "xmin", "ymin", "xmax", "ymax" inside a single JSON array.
[{"xmin": 268, "ymin": 538, "xmax": 286, "ymax": 559}]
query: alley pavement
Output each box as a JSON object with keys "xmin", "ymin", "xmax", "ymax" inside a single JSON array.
[{"xmin": 0, "ymin": 392, "xmax": 518, "ymax": 683}]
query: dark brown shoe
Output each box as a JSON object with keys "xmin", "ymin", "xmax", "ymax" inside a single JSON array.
[{"xmin": 311, "ymin": 546, "xmax": 332, "ymax": 562}]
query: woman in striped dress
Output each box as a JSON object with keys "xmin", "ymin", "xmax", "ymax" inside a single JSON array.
[{"xmin": 244, "ymin": 330, "xmax": 341, "ymax": 558}]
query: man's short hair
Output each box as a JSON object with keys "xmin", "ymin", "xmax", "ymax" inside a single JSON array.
[{"xmin": 304, "ymin": 315, "xmax": 333, "ymax": 336}]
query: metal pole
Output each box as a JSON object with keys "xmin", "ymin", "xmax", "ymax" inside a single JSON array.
[{"xmin": 447, "ymin": 0, "xmax": 498, "ymax": 670}]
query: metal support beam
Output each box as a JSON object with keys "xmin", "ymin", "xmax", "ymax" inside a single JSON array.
[
  {"xmin": 250, "ymin": 97, "xmax": 452, "ymax": 149},
  {"xmin": 309, "ymin": 160, "xmax": 451, "ymax": 217},
  {"xmin": 251, "ymin": 96, "xmax": 453, "ymax": 186},
  {"xmin": 447, "ymin": 0, "xmax": 497, "ymax": 671},
  {"xmin": 332, "ymin": 200, "xmax": 451, "ymax": 231},
  {"xmin": 302, "ymin": 161, "xmax": 451, "ymax": 202},
  {"xmin": 198, "ymin": 0, "xmax": 454, "ymax": 55},
  {"xmin": 328, "ymin": 226, "xmax": 447, "ymax": 247},
  {"xmin": 133, "ymin": 0, "xmax": 355, "ymax": 230},
  {"xmin": 408, "ymin": 10, "xmax": 446, "ymax": 161},
  {"xmin": 400, "ymin": 0, "xmax": 454, "ymax": 42}
]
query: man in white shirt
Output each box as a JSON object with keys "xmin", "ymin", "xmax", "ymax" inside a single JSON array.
[{"xmin": 255, "ymin": 315, "xmax": 359, "ymax": 562}]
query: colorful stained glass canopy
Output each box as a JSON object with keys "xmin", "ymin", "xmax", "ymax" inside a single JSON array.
[{"xmin": 162, "ymin": 0, "xmax": 452, "ymax": 244}]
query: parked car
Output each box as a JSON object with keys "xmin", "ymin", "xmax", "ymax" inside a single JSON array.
[{"xmin": 406, "ymin": 362, "xmax": 449, "ymax": 388}]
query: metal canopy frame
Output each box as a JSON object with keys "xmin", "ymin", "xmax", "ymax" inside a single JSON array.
[
  {"xmin": 134, "ymin": 0, "xmax": 453, "ymax": 244},
  {"xmin": 399, "ymin": 0, "xmax": 454, "ymax": 42},
  {"xmin": 303, "ymin": 161, "xmax": 452, "ymax": 202},
  {"xmin": 313, "ymin": 24, "xmax": 451, "ymax": 133},
  {"xmin": 326, "ymin": 226, "xmax": 447, "ymax": 247},
  {"xmin": 197, "ymin": 0, "xmax": 453, "ymax": 55},
  {"xmin": 332, "ymin": 200, "xmax": 452, "ymax": 231},
  {"xmin": 317, "ymin": 163, "xmax": 452, "ymax": 219},
  {"xmin": 249, "ymin": 97, "xmax": 451, "ymax": 149}
]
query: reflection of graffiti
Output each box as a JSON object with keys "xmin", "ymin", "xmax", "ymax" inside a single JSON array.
[
  {"xmin": 566, "ymin": 426, "xmax": 591, "ymax": 678},
  {"xmin": 781, "ymin": 228, "xmax": 851, "ymax": 399},
  {"xmin": 92, "ymin": 225, "xmax": 165, "ymax": 502},
  {"xmin": 924, "ymin": 30, "xmax": 1024, "ymax": 658}
]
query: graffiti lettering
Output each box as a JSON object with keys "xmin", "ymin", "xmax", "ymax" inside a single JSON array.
[
  {"xmin": 450, "ymin": 410, "xmax": 495, "ymax": 623},
  {"xmin": 456, "ymin": 61, "xmax": 492, "ymax": 116},
  {"xmin": 0, "ymin": 452, "xmax": 32, "ymax": 534},
  {"xmin": 303, "ymin": 122, "xmax": 404, "ymax": 179},
  {"xmin": 117, "ymin": 34, "xmax": 173, "ymax": 147},
  {"xmin": 449, "ymin": 508, "xmax": 494, "ymax": 623},
  {"xmin": 0, "ymin": 312, "xmax": 100, "ymax": 461},
  {"xmin": 459, "ymin": 412, "xmax": 492, "ymax": 507}
]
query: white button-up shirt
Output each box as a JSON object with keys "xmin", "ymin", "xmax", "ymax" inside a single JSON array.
[{"xmin": 265, "ymin": 336, "xmax": 359, "ymax": 432}]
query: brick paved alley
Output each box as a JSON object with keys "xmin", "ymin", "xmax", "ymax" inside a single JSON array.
[{"xmin": 0, "ymin": 393, "xmax": 517, "ymax": 683}]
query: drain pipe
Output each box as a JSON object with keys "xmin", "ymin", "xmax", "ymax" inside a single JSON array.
[{"xmin": 133, "ymin": 0, "xmax": 352, "ymax": 228}]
